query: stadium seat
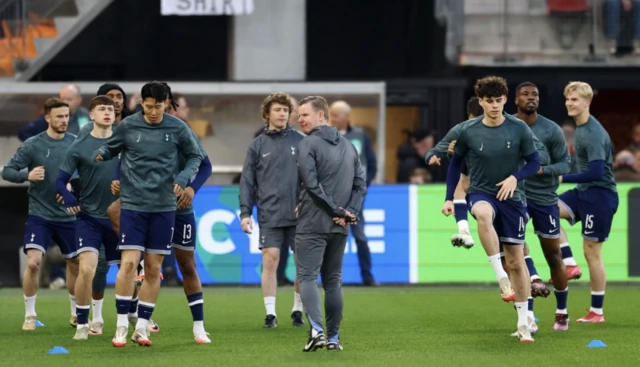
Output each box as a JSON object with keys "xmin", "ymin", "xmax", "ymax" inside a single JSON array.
[
  {"xmin": 547, "ymin": 0, "xmax": 589, "ymax": 13},
  {"xmin": 0, "ymin": 39, "xmax": 15, "ymax": 76}
]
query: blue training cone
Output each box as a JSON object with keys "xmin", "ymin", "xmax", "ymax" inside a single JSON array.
[
  {"xmin": 35, "ymin": 320, "xmax": 45, "ymax": 327},
  {"xmin": 48, "ymin": 346, "xmax": 69, "ymax": 355},
  {"xmin": 587, "ymin": 340, "xmax": 607, "ymax": 348}
]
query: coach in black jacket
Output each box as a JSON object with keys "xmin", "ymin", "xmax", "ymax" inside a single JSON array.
[
  {"xmin": 295, "ymin": 96, "xmax": 367, "ymax": 352},
  {"xmin": 239, "ymin": 93, "xmax": 306, "ymax": 328}
]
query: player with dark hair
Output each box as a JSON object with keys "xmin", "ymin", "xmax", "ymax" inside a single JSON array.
[
  {"xmin": 2, "ymin": 98, "xmax": 79, "ymax": 331},
  {"xmin": 446, "ymin": 76, "xmax": 540, "ymax": 342},
  {"xmin": 425, "ymin": 96, "xmax": 515, "ymax": 301},
  {"xmin": 161, "ymin": 90, "xmax": 214, "ymax": 343},
  {"xmin": 240, "ymin": 92, "xmax": 306, "ymax": 328},
  {"xmin": 513, "ymin": 82, "xmax": 573, "ymax": 331},
  {"xmin": 55, "ymin": 96, "xmax": 120, "ymax": 340},
  {"xmin": 558, "ymin": 81, "xmax": 618, "ymax": 324},
  {"xmin": 466, "ymin": 97, "xmax": 483, "ymax": 119},
  {"xmin": 95, "ymin": 81, "xmax": 204, "ymax": 347}
]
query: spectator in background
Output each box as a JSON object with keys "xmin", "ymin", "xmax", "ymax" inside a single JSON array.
[
  {"xmin": 561, "ymin": 120, "xmax": 580, "ymax": 174},
  {"xmin": 19, "ymin": 84, "xmax": 90, "ymax": 140},
  {"xmin": 615, "ymin": 150, "xmax": 640, "ymax": 181},
  {"xmin": 396, "ymin": 127, "xmax": 434, "ymax": 183},
  {"xmin": 604, "ymin": 0, "xmax": 640, "ymax": 56},
  {"xmin": 409, "ymin": 168, "xmax": 432, "ymax": 184},
  {"xmin": 627, "ymin": 123, "xmax": 640, "ymax": 150},
  {"xmin": 128, "ymin": 92, "xmax": 143, "ymax": 114},
  {"xmin": 330, "ymin": 100, "xmax": 377, "ymax": 286}
]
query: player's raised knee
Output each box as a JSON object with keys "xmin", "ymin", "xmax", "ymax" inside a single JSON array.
[{"xmin": 472, "ymin": 203, "xmax": 493, "ymax": 224}]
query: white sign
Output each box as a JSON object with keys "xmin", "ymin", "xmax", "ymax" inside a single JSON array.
[{"xmin": 161, "ymin": 0, "xmax": 255, "ymax": 16}]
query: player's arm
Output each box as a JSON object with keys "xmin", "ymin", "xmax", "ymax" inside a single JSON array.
[
  {"xmin": 562, "ymin": 131, "xmax": 606, "ymax": 183},
  {"xmin": 56, "ymin": 148, "xmax": 80, "ymax": 213},
  {"xmin": 512, "ymin": 127, "xmax": 541, "ymax": 181},
  {"xmin": 445, "ymin": 130, "xmax": 469, "ymax": 201},
  {"xmin": 344, "ymin": 145, "xmax": 368, "ymax": 220},
  {"xmin": 189, "ymin": 155, "xmax": 212, "ymax": 193},
  {"xmin": 426, "ymin": 124, "xmax": 462, "ymax": 165},
  {"xmin": 540, "ymin": 127, "xmax": 571, "ymax": 176},
  {"xmin": 297, "ymin": 139, "xmax": 346, "ymax": 218},
  {"xmin": 174, "ymin": 127, "xmax": 205, "ymax": 189},
  {"xmin": 363, "ymin": 133, "xmax": 377, "ymax": 186},
  {"xmin": 94, "ymin": 122, "xmax": 125, "ymax": 161},
  {"xmin": 2, "ymin": 142, "xmax": 33, "ymax": 183},
  {"xmin": 239, "ymin": 141, "xmax": 258, "ymax": 220}
]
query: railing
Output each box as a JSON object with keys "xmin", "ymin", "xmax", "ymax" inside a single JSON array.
[{"xmin": 439, "ymin": 0, "xmax": 640, "ymax": 66}]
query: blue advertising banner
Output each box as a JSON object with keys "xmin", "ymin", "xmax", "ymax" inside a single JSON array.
[{"xmin": 107, "ymin": 185, "xmax": 411, "ymax": 284}]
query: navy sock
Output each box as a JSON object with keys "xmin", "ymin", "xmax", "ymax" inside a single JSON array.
[
  {"xmin": 554, "ymin": 288, "xmax": 568, "ymax": 312},
  {"xmin": 129, "ymin": 297, "xmax": 139, "ymax": 314},
  {"xmin": 138, "ymin": 301, "xmax": 155, "ymax": 321},
  {"xmin": 187, "ymin": 292, "xmax": 204, "ymax": 322},
  {"xmin": 524, "ymin": 256, "xmax": 539, "ymax": 279},
  {"xmin": 528, "ymin": 297, "xmax": 534, "ymax": 312},
  {"xmin": 560, "ymin": 244, "xmax": 573, "ymax": 260},
  {"xmin": 453, "ymin": 200, "xmax": 468, "ymax": 223},
  {"xmin": 115, "ymin": 295, "xmax": 132, "ymax": 316},
  {"xmin": 76, "ymin": 305, "xmax": 90, "ymax": 325},
  {"xmin": 591, "ymin": 292, "xmax": 605, "ymax": 310}
]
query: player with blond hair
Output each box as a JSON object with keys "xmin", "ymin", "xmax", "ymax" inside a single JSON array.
[{"xmin": 557, "ymin": 81, "xmax": 618, "ymax": 324}]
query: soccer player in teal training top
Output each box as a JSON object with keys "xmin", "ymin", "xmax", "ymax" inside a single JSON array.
[
  {"xmin": 56, "ymin": 96, "xmax": 120, "ymax": 340},
  {"xmin": 446, "ymin": 76, "xmax": 540, "ymax": 342},
  {"xmin": 557, "ymin": 81, "xmax": 618, "ymax": 324},
  {"xmin": 2, "ymin": 98, "xmax": 79, "ymax": 331},
  {"xmin": 427, "ymin": 97, "xmax": 517, "ymax": 302},
  {"xmin": 94, "ymin": 82, "xmax": 204, "ymax": 347},
  {"xmin": 513, "ymin": 82, "xmax": 573, "ymax": 331}
]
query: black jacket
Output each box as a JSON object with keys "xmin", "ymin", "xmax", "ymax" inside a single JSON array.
[
  {"xmin": 296, "ymin": 125, "xmax": 367, "ymax": 235},
  {"xmin": 239, "ymin": 125, "xmax": 305, "ymax": 228}
]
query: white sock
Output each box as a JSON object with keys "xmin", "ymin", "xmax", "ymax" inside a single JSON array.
[
  {"xmin": 69, "ymin": 294, "xmax": 77, "ymax": 317},
  {"xmin": 92, "ymin": 298, "xmax": 104, "ymax": 323},
  {"xmin": 264, "ymin": 296, "xmax": 276, "ymax": 316},
  {"xmin": 590, "ymin": 307, "xmax": 603, "ymax": 315},
  {"xmin": 24, "ymin": 294, "xmax": 37, "ymax": 317},
  {"xmin": 488, "ymin": 254, "xmax": 508, "ymax": 281},
  {"xmin": 556, "ymin": 308, "xmax": 567, "ymax": 315},
  {"xmin": 514, "ymin": 301, "xmax": 528, "ymax": 328},
  {"xmin": 560, "ymin": 243, "xmax": 578, "ymax": 266},
  {"xmin": 117, "ymin": 313, "xmax": 129, "ymax": 328},
  {"xmin": 456, "ymin": 220, "xmax": 469, "ymax": 233},
  {"xmin": 193, "ymin": 320, "xmax": 205, "ymax": 333},
  {"xmin": 292, "ymin": 292, "xmax": 303, "ymax": 312},
  {"xmin": 135, "ymin": 318, "xmax": 148, "ymax": 332}
]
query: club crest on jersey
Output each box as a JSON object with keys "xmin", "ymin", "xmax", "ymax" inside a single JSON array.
[
  {"xmin": 291, "ymin": 146, "xmax": 296, "ymax": 155},
  {"xmin": 165, "ymin": 133, "xmax": 170, "ymax": 141},
  {"xmin": 507, "ymin": 141, "xmax": 511, "ymax": 149}
]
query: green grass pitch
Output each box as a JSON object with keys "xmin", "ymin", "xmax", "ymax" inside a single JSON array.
[{"xmin": 0, "ymin": 285, "xmax": 638, "ymax": 366}]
